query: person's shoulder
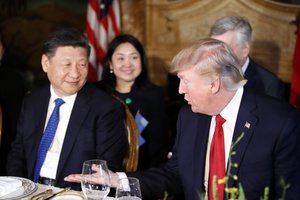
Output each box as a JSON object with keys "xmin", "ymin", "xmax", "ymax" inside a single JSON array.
[
  {"xmin": 139, "ymin": 83, "xmax": 164, "ymax": 94},
  {"xmin": 24, "ymin": 84, "xmax": 49, "ymax": 98},
  {"xmin": 93, "ymin": 80, "xmax": 113, "ymax": 92},
  {"xmin": 245, "ymin": 88, "xmax": 297, "ymax": 114},
  {"xmin": 134, "ymin": 83, "xmax": 165, "ymax": 102},
  {"xmin": 82, "ymin": 83, "xmax": 114, "ymax": 99},
  {"xmin": 249, "ymin": 59, "xmax": 283, "ymax": 83}
]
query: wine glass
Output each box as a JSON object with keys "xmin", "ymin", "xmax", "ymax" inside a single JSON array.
[
  {"xmin": 81, "ymin": 159, "xmax": 110, "ymax": 200},
  {"xmin": 115, "ymin": 177, "xmax": 142, "ymax": 200}
]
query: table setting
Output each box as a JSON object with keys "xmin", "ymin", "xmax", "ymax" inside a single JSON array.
[{"xmin": 0, "ymin": 159, "xmax": 142, "ymax": 200}]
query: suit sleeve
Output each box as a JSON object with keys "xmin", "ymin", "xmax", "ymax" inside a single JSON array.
[
  {"xmin": 126, "ymin": 106, "xmax": 185, "ymax": 200},
  {"xmin": 274, "ymin": 109, "xmax": 300, "ymax": 199},
  {"xmin": 95, "ymin": 100, "xmax": 128, "ymax": 172}
]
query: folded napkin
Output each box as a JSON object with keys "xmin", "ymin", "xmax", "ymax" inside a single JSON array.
[{"xmin": 0, "ymin": 177, "xmax": 22, "ymax": 197}]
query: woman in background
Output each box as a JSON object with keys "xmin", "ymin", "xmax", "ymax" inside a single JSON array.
[{"xmin": 94, "ymin": 34, "xmax": 167, "ymax": 170}]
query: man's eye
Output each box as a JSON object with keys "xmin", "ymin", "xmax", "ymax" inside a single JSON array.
[
  {"xmin": 63, "ymin": 63, "xmax": 71, "ymax": 67},
  {"xmin": 79, "ymin": 63, "xmax": 87, "ymax": 68}
]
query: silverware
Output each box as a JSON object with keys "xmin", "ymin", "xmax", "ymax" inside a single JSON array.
[
  {"xmin": 43, "ymin": 187, "xmax": 71, "ymax": 200},
  {"xmin": 30, "ymin": 189, "xmax": 53, "ymax": 200}
]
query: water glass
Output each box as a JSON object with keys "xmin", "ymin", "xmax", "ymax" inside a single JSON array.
[
  {"xmin": 81, "ymin": 159, "xmax": 110, "ymax": 200},
  {"xmin": 115, "ymin": 177, "xmax": 142, "ymax": 200}
]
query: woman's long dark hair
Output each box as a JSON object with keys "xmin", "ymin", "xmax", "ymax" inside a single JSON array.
[{"xmin": 101, "ymin": 34, "xmax": 150, "ymax": 90}]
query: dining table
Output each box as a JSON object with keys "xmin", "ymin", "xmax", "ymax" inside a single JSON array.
[
  {"xmin": 23, "ymin": 184, "xmax": 116, "ymax": 199},
  {"xmin": 0, "ymin": 180, "xmax": 115, "ymax": 200},
  {"xmin": 0, "ymin": 176, "xmax": 116, "ymax": 200},
  {"xmin": 22, "ymin": 183, "xmax": 68, "ymax": 199}
]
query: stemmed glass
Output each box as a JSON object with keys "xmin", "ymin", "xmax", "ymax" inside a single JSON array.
[
  {"xmin": 115, "ymin": 177, "xmax": 142, "ymax": 200},
  {"xmin": 81, "ymin": 159, "xmax": 110, "ymax": 200}
]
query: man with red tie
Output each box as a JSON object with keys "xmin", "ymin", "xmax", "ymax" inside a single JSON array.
[{"xmin": 65, "ymin": 38, "xmax": 300, "ymax": 200}]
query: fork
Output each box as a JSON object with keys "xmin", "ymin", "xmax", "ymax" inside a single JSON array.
[
  {"xmin": 43, "ymin": 187, "xmax": 71, "ymax": 200},
  {"xmin": 30, "ymin": 189, "xmax": 53, "ymax": 200}
]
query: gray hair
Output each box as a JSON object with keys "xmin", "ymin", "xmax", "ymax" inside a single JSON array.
[
  {"xmin": 170, "ymin": 38, "xmax": 247, "ymax": 91},
  {"xmin": 209, "ymin": 16, "xmax": 252, "ymax": 49}
]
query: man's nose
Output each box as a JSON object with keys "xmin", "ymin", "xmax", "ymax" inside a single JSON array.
[{"xmin": 178, "ymin": 81, "xmax": 186, "ymax": 94}]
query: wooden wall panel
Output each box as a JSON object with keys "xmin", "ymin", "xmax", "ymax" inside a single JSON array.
[{"xmin": 144, "ymin": 0, "xmax": 300, "ymax": 86}]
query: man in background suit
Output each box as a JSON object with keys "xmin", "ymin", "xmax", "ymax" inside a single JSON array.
[
  {"xmin": 65, "ymin": 38, "xmax": 300, "ymax": 200},
  {"xmin": 209, "ymin": 16, "xmax": 286, "ymax": 101},
  {"xmin": 7, "ymin": 28, "xmax": 128, "ymax": 190}
]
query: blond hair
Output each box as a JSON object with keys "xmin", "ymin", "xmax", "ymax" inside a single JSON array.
[{"xmin": 170, "ymin": 38, "xmax": 247, "ymax": 91}]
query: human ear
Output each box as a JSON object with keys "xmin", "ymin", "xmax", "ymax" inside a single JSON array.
[
  {"xmin": 211, "ymin": 78, "xmax": 221, "ymax": 94},
  {"xmin": 41, "ymin": 54, "xmax": 50, "ymax": 73},
  {"xmin": 242, "ymin": 42, "xmax": 250, "ymax": 58}
]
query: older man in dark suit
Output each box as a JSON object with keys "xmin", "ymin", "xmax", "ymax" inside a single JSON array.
[
  {"xmin": 209, "ymin": 16, "xmax": 286, "ymax": 101},
  {"xmin": 7, "ymin": 28, "xmax": 128, "ymax": 190},
  {"xmin": 65, "ymin": 38, "xmax": 300, "ymax": 200}
]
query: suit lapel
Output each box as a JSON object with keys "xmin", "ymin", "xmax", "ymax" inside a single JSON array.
[
  {"xmin": 29, "ymin": 86, "xmax": 51, "ymax": 178},
  {"xmin": 244, "ymin": 59, "xmax": 257, "ymax": 89},
  {"xmin": 193, "ymin": 114, "xmax": 211, "ymax": 194},
  {"xmin": 55, "ymin": 85, "xmax": 91, "ymax": 179},
  {"xmin": 226, "ymin": 89, "xmax": 258, "ymax": 188}
]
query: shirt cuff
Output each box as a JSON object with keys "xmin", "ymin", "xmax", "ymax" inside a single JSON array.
[{"xmin": 116, "ymin": 172, "xmax": 127, "ymax": 179}]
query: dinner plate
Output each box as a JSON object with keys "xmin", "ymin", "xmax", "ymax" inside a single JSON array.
[
  {"xmin": 50, "ymin": 191, "xmax": 86, "ymax": 200},
  {"xmin": 0, "ymin": 176, "xmax": 37, "ymax": 200},
  {"xmin": 50, "ymin": 191, "xmax": 115, "ymax": 200}
]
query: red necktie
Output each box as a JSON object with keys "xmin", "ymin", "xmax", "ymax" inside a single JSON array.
[{"xmin": 209, "ymin": 114, "xmax": 226, "ymax": 200}]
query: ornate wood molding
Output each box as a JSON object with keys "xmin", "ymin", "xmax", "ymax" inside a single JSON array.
[{"xmin": 145, "ymin": 0, "xmax": 300, "ymax": 85}]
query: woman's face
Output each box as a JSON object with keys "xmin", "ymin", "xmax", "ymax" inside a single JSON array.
[{"xmin": 110, "ymin": 42, "xmax": 142, "ymax": 85}]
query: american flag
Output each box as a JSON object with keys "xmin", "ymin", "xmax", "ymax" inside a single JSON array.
[
  {"xmin": 244, "ymin": 121, "xmax": 251, "ymax": 129},
  {"xmin": 86, "ymin": 0, "xmax": 121, "ymax": 81}
]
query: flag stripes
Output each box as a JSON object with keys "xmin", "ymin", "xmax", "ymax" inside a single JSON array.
[{"xmin": 86, "ymin": 0, "xmax": 121, "ymax": 81}]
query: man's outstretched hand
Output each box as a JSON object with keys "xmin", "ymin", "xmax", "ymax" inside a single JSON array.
[{"xmin": 64, "ymin": 166, "xmax": 120, "ymax": 188}]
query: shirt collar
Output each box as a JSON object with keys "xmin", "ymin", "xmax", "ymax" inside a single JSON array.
[
  {"xmin": 241, "ymin": 57, "xmax": 250, "ymax": 74},
  {"xmin": 219, "ymin": 87, "xmax": 244, "ymax": 126},
  {"xmin": 49, "ymin": 85, "xmax": 77, "ymax": 105}
]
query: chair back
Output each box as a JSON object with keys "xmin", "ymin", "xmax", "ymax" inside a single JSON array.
[{"xmin": 113, "ymin": 95, "xmax": 139, "ymax": 172}]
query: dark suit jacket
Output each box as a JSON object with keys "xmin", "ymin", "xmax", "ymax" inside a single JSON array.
[
  {"xmin": 244, "ymin": 59, "xmax": 286, "ymax": 101},
  {"xmin": 129, "ymin": 88, "xmax": 300, "ymax": 200},
  {"xmin": 7, "ymin": 83, "xmax": 128, "ymax": 190}
]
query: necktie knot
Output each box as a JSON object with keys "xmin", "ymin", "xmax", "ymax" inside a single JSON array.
[
  {"xmin": 216, "ymin": 114, "xmax": 226, "ymax": 127},
  {"xmin": 55, "ymin": 98, "xmax": 65, "ymax": 107}
]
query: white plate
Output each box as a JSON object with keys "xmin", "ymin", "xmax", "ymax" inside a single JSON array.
[
  {"xmin": 50, "ymin": 191, "xmax": 86, "ymax": 200},
  {"xmin": 50, "ymin": 192, "xmax": 115, "ymax": 200},
  {"xmin": 51, "ymin": 194, "xmax": 84, "ymax": 200},
  {"xmin": 0, "ymin": 176, "xmax": 37, "ymax": 200}
]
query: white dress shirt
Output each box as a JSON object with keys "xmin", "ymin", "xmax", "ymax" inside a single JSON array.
[
  {"xmin": 203, "ymin": 87, "xmax": 244, "ymax": 196},
  {"xmin": 241, "ymin": 57, "xmax": 249, "ymax": 74},
  {"xmin": 39, "ymin": 85, "xmax": 77, "ymax": 179}
]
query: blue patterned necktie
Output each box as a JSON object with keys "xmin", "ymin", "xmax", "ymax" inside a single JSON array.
[{"xmin": 33, "ymin": 98, "xmax": 65, "ymax": 182}]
